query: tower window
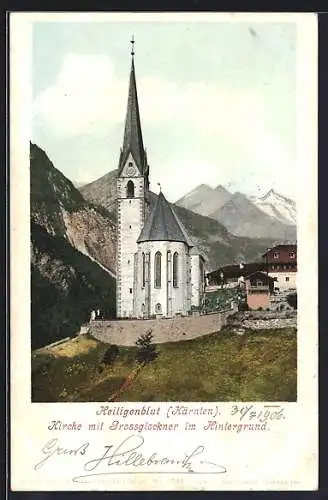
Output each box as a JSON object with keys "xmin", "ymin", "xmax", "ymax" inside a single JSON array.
[
  {"xmin": 173, "ymin": 252, "xmax": 179, "ymax": 288},
  {"xmin": 127, "ymin": 180, "xmax": 135, "ymax": 198},
  {"xmin": 154, "ymin": 251, "xmax": 162, "ymax": 288},
  {"xmin": 129, "ymin": 288, "xmax": 133, "ymax": 294}
]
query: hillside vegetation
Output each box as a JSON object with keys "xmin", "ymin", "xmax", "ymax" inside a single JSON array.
[
  {"xmin": 32, "ymin": 327, "xmax": 297, "ymax": 402},
  {"xmin": 30, "ymin": 143, "xmax": 117, "ymax": 348},
  {"xmin": 31, "ymin": 223, "xmax": 116, "ymax": 349}
]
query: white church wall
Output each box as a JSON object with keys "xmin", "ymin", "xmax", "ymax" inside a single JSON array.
[
  {"xmin": 168, "ymin": 241, "xmax": 189, "ymax": 317},
  {"xmin": 117, "ymin": 176, "xmax": 146, "ymax": 201},
  {"xmin": 191, "ymin": 255, "xmax": 205, "ymax": 308},
  {"xmin": 133, "ymin": 245, "xmax": 149, "ymax": 318},
  {"xmin": 135, "ymin": 240, "xmax": 190, "ymax": 318}
]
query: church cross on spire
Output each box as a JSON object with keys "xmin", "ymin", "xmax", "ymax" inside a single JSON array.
[{"xmin": 130, "ymin": 35, "xmax": 135, "ymax": 57}]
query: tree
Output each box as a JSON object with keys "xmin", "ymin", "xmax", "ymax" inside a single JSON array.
[
  {"xmin": 135, "ymin": 329, "xmax": 158, "ymax": 364},
  {"xmin": 102, "ymin": 345, "xmax": 119, "ymax": 366}
]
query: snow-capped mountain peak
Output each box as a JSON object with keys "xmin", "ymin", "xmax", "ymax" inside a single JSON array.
[{"xmin": 251, "ymin": 189, "xmax": 296, "ymax": 225}]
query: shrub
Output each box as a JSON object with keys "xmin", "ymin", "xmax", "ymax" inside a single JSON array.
[
  {"xmin": 64, "ymin": 360, "xmax": 86, "ymax": 377},
  {"xmin": 135, "ymin": 329, "xmax": 158, "ymax": 364},
  {"xmin": 287, "ymin": 293, "xmax": 297, "ymax": 310},
  {"xmin": 102, "ymin": 345, "xmax": 119, "ymax": 366}
]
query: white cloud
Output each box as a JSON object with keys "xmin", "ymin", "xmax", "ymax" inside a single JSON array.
[
  {"xmin": 34, "ymin": 53, "xmax": 267, "ymax": 139},
  {"xmin": 34, "ymin": 54, "xmax": 126, "ymax": 135},
  {"xmin": 33, "ymin": 53, "xmax": 296, "ymax": 200}
]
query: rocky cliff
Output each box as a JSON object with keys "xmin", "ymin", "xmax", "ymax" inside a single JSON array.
[
  {"xmin": 31, "ymin": 143, "xmax": 117, "ymax": 275},
  {"xmin": 30, "ymin": 143, "xmax": 116, "ymax": 348}
]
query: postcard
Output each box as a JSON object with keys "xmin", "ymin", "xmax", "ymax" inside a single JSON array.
[{"xmin": 10, "ymin": 12, "xmax": 318, "ymax": 491}]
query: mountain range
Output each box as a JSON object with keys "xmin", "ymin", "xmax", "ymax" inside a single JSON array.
[
  {"xmin": 250, "ymin": 189, "xmax": 296, "ymax": 225},
  {"xmin": 176, "ymin": 184, "xmax": 296, "ymax": 240},
  {"xmin": 31, "ymin": 143, "xmax": 296, "ymax": 347},
  {"xmin": 79, "ymin": 171, "xmax": 283, "ymax": 270}
]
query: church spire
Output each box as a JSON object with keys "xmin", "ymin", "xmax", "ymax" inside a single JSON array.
[{"xmin": 118, "ymin": 37, "xmax": 147, "ymax": 176}]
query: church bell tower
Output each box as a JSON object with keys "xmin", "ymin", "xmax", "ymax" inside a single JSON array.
[{"xmin": 116, "ymin": 38, "xmax": 150, "ymax": 318}]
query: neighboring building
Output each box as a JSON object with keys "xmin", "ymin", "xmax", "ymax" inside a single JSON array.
[
  {"xmin": 207, "ymin": 262, "xmax": 265, "ymax": 288},
  {"xmin": 116, "ymin": 44, "xmax": 205, "ymax": 319},
  {"xmin": 262, "ymin": 244, "xmax": 297, "ymax": 291},
  {"xmin": 245, "ymin": 271, "xmax": 274, "ymax": 310}
]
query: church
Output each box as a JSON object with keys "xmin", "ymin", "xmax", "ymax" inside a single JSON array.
[{"xmin": 116, "ymin": 41, "xmax": 205, "ymax": 319}]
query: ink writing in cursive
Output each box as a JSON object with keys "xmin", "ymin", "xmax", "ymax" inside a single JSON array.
[
  {"xmin": 34, "ymin": 435, "xmax": 227, "ymax": 482},
  {"xmin": 34, "ymin": 438, "xmax": 90, "ymax": 470},
  {"xmin": 80, "ymin": 434, "xmax": 226, "ymax": 481}
]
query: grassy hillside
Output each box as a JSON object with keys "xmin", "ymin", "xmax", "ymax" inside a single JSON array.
[{"xmin": 32, "ymin": 327, "xmax": 297, "ymax": 402}]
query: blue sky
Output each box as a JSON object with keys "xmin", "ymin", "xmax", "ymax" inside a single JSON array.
[{"xmin": 32, "ymin": 18, "xmax": 297, "ymax": 202}]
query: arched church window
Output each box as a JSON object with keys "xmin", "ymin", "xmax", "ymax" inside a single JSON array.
[
  {"xmin": 155, "ymin": 303, "xmax": 162, "ymax": 314},
  {"xmin": 167, "ymin": 251, "xmax": 171, "ymax": 283},
  {"xmin": 142, "ymin": 252, "xmax": 146, "ymax": 287},
  {"xmin": 127, "ymin": 180, "xmax": 135, "ymax": 198},
  {"xmin": 173, "ymin": 252, "xmax": 179, "ymax": 287},
  {"xmin": 154, "ymin": 251, "xmax": 162, "ymax": 288}
]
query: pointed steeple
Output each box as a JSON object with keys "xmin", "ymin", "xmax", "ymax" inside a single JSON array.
[{"xmin": 118, "ymin": 39, "xmax": 147, "ymax": 176}]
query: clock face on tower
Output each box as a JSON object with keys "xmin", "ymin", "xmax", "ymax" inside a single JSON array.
[{"xmin": 127, "ymin": 165, "xmax": 136, "ymax": 176}]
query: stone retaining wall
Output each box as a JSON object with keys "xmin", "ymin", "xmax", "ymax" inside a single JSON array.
[
  {"xmin": 231, "ymin": 310, "xmax": 297, "ymax": 320},
  {"xmin": 241, "ymin": 318, "xmax": 296, "ymax": 330},
  {"xmin": 228, "ymin": 311, "xmax": 297, "ymax": 330},
  {"xmin": 88, "ymin": 307, "xmax": 237, "ymax": 346}
]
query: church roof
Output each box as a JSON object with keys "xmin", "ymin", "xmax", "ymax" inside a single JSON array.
[
  {"xmin": 137, "ymin": 191, "xmax": 194, "ymax": 246},
  {"xmin": 118, "ymin": 57, "xmax": 147, "ymax": 176}
]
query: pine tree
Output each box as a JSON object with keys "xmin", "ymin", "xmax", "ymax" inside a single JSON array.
[{"xmin": 135, "ymin": 329, "xmax": 158, "ymax": 364}]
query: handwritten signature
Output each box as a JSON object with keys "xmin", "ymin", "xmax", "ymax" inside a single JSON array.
[{"xmin": 34, "ymin": 435, "xmax": 227, "ymax": 483}]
